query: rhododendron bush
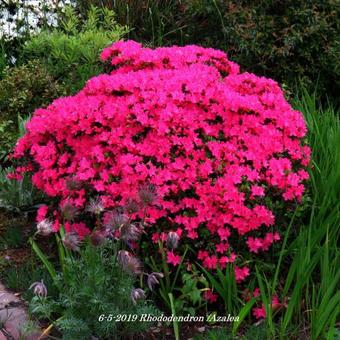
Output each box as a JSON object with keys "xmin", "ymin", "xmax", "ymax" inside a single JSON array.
[{"xmin": 12, "ymin": 40, "xmax": 310, "ymax": 280}]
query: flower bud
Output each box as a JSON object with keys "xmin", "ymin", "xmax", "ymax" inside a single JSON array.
[
  {"xmin": 131, "ymin": 288, "xmax": 145, "ymax": 305},
  {"xmin": 166, "ymin": 231, "xmax": 179, "ymax": 249},
  {"xmin": 90, "ymin": 229, "xmax": 107, "ymax": 247},
  {"xmin": 117, "ymin": 250, "xmax": 129, "ymax": 265},
  {"xmin": 37, "ymin": 219, "xmax": 53, "ymax": 236},
  {"xmin": 62, "ymin": 232, "xmax": 81, "ymax": 251},
  {"xmin": 65, "ymin": 177, "xmax": 82, "ymax": 191},
  {"xmin": 86, "ymin": 197, "xmax": 104, "ymax": 215},
  {"xmin": 29, "ymin": 280, "xmax": 47, "ymax": 298},
  {"xmin": 138, "ymin": 183, "xmax": 157, "ymax": 206},
  {"xmin": 147, "ymin": 272, "xmax": 164, "ymax": 291},
  {"xmin": 60, "ymin": 202, "xmax": 79, "ymax": 221},
  {"xmin": 120, "ymin": 223, "xmax": 143, "ymax": 242},
  {"xmin": 117, "ymin": 250, "xmax": 142, "ymax": 275},
  {"xmin": 124, "ymin": 199, "xmax": 140, "ymax": 214}
]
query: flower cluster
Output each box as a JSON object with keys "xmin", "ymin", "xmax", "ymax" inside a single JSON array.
[{"xmin": 13, "ymin": 41, "xmax": 310, "ymax": 280}]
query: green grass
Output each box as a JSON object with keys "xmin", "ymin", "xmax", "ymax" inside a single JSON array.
[
  {"xmin": 288, "ymin": 89, "xmax": 340, "ymax": 339},
  {"xmin": 0, "ymin": 225, "xmax": 24, "ymax": 249},
  {"xmin": 2, "ymin": 259, "xmax": 58, "ymax": 301}
]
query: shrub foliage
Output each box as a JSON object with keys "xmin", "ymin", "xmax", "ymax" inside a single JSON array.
[{"xmin": 0, "ymin": 61, "xmax": 61, "ymax": 159}]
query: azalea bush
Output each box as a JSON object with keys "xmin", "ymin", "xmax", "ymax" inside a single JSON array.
[{"xmin": 12, "ymin": 40, "xmax": 310, "ymax": 309}]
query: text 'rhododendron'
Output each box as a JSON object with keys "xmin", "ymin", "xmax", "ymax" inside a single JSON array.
[{"xmin": 12, "ymin": 40, "xmax": 310, "ymax": 277}]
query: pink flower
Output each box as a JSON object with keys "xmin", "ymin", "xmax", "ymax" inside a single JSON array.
[
  {"xmin": 36, "ymin": 205, "xmax": 48, "ymax": 222},
  {"xmin": 253, "ymin": 287, "xmax": 261, "ymax": 298},
  {"xmin": 235, "ymin": 266, "xmax": 250, "ymax": 282},
  {"xmin": 64, "ymin": 222, "xmax": 90, "ymax": 240},
  {"xmin": 253, "ymin": 295, "xmax": 283, "ymax": 319},
  {"xmin": 198, "ymin": 250, "xmax": 209, "ymax": 260},
  {"xmin": 203, "ymin": 255, "xmax": 218, "ymax": 269},
  {"xmin": 247, "ymin": 237, "xmax": 263, "ymax": 253},
  {"xmin": 167, "ymin": 251, "xmax": 181, "ymax": 266},
  {"xmin": 216, "ymin": 242, "xmax": 229, "ymax": 253},
  {"xmin": 152, "ymin": 232, "xmax": 160, "ymax": 243},
  {"xmin": 251, "ymin": 185, "xmax": 265, "ymax": 197},
  {"xmin": 52, "ymin": 219, "xmax": 60, "ymax": 232},
  {"xmin": 204, "ymin": 289, "xmax": 218, "ymax": 303},
  {"xmin": 253, "ymin": 305, "xmax": 266, "ymax": 319},
  {"xmin": 217, "ymin": 227, "xmax": 230, "ymax": 241}
]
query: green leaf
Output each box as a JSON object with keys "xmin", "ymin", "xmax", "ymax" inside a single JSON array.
[{"xmin": 30, "ymin": 238, "xmax": 57, "ymax": 282}]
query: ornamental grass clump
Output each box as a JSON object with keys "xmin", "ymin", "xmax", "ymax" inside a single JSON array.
[{"xmin": 12, "ymin": 40, "xmax": 310, "ymax": 280}]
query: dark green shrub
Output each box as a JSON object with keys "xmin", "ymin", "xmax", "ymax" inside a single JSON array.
[
  {"xmin": 23, "ymin": 6, "xmax": 129, "ymax": 94},
  {"xmin": 83, "ymin": 0, "xmax": 339, "ymax": 103},
  {"xmin": 184, "ymin": 0, "xmax": 339, "ymax": 103},
  {"xmin": 0, "ymin": 61, "xmax": 62, "ymax": 159},
  {"xmin": 78, "ymin": 0, "xmax": 187, "ymax": 46}
]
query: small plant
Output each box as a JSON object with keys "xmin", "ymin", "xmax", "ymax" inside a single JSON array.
[
  {"xmin": 27, "ymin": 186, "xmax": 162, "ymax": 338},
  {"xmin": 0, "ymin": 166, "xmax": 42, "ymax": 212},
  {"xmin": 29, "ymin": 241, "xmax": 160, "ymax": 339},
  {"xmin": 193, "ymin": 327, "xmax": 235, "ymax": 340}
]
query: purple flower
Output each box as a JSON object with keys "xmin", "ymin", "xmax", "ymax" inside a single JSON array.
[
  {"xmin": 117, "ymin": 250, "xmax": 142, "ymax": 275},
  {"xmin": 138, "ymin": 183, "xmax": 157, "ymax": 206},
  {"xmin": 29, "ymin": 280, "xmax": 47, "ymax": 297},
  {"xmin": 36, "ymin": 219, "xmax": 53, "ymax": 236},
  {"xmin": 90, "ymin": 229, "xmax": 107, "ymax": 246},
  {"xmin": 62, "ymin": 232, "xmax": 81, "ymax": 251},
  {"xmin": 147, "ymin": 272, "xmax": 164, "ymax": 291},
  {"xmin": 131, "ymin": 288, "xmax": 145, "ymax": 305},
  {"xmin": 166, "ymin": 231, "xmax": 180, "ymax": 249},
  {"xmin": 120, "ymin": 222, "xmax": 143, "ymax": 242},
  {"xmin": 124, "ymin": 199, "xmax": 140, "ymax": 214},
  {"xmin": 104, "ymin": 210, "xmax": 129, "ymax": 230}
]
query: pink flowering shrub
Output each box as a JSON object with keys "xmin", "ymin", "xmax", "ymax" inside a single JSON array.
[{"xmin": 12, "ymin": 40, "xmax": 310, "ymax": 281}]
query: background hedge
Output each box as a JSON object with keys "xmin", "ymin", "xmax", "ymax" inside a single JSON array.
[{"xmin": 77, "ymin": 0, "xmax": 339, "ymax": 105}]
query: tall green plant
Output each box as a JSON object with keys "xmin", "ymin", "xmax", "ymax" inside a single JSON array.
[{"xmin": 255, "ymin": 89, "xmax": 339, "ymax": 339}]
